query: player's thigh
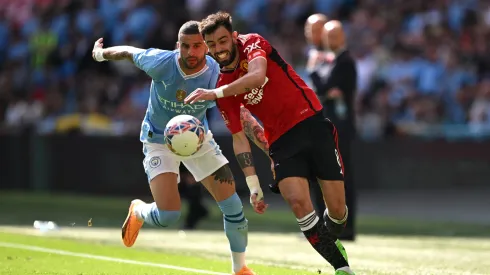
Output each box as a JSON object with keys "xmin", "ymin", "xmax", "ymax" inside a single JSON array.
[
  {"xmin": 273, "ymin": 154, "xmax": 314, "ymax": 218},
  {"xmin": 308, "ymin": 118, "xmax": 346, "ymax": 216},
  {"xmin": 200, "ymin": 164, "xmax": 236, "ymax": 202},
  {"xmin": 182, "ymin": 141, "xmax": 233, "ymax": 202},
  {"xmin": 308, "ymin": 116, "xmax": 345, "ymax": 182},
  {"xmin": 268, "ymin": 120, "xmax": 310, "ymax": 194},
  {"xmin": 150, "ymin": 173, "xmax": 181, "ymax": 211},
  {"xmin": 143, "ymin": 145, "xmax": 181, "ymax": 211}
]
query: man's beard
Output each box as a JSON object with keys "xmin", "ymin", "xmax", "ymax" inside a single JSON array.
[
  {"xmin": 215, "ymin": 45, "xmax": 237, "ymax": 67},
  {"xmin": 183, "ymin": 56, "xmax": 205, "ymax": 69}
]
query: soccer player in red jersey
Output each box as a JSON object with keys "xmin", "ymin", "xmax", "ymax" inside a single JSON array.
[{"xmin": 185, "ymin": 12, "xmax": 355, "ymax": 275}]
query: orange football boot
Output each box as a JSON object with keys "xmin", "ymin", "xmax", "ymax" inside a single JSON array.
[
  {"xmin": 233, "ymin": 266, "xmax": 256, "ymax": 275},
  {"xmin": 121, "ymin": 199, "xmax": 145, "ymax": 247}
]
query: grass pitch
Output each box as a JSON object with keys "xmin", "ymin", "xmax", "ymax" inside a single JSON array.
[
  {"xmin": 1, "ymin": 228, "xmax": 490, "ymax": 275},
  {"xmin": 0, "ymin": 191, "xmax": 489, "ymax": 274}
]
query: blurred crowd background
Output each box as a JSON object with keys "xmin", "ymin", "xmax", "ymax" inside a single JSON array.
[{"xmin": 1, "ymin": 0, "xmax": 490, "ymax": 141}]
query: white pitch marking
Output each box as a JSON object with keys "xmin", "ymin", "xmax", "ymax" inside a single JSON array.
[{"xmin": 0, "ymin": 242, "xmax": 229, "ymax": 275}]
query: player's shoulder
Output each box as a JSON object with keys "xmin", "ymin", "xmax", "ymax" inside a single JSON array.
[
  {"xmin": 238, "ymin": 33, "xmax": 271, "ymax": 56},
  {"xmin": 238, "ymin": 33, "xmax": 267, "ymax": 44},
  {"xmin": 205, "ymin": 54, "xmax": 219, "ymax": 69},
  {"xmin": 143, "ymin": 48, "xmax": 176, "ymax": 57}
]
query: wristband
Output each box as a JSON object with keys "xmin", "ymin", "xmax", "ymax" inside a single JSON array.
[
  {"xmin": 246, "ymin": 175, "xmax": 260, "ymax": 191},
  {"xmin": 94, "ymin": 49, "xmax": 106, "ymax": 62},
  {"xmin": 215, "ymin": 85, "xmax": 228, "ymax": 98}
]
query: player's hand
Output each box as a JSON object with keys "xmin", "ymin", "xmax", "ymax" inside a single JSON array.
[
  {"xmin": 92, "ymin": 38, "xmax": 104, "ymax": 61},
  {"xmin": 246, "ymin": 175, "xmax": 268, "ymax": 214},
  {"xmin": 250, "ymin": 189, "xmax": 268, "ymax": 214},
  {"xmin": 184, "ymin": 88, "xmax": 217, "ymax": 104}
]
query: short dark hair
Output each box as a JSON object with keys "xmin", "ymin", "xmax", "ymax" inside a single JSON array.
[
  {"xmin": 179, "ymin": 20, "xmax": 200, "ymax": 37},
  {"xmin": 199, "ymin": 11, "xmax": 233, "ymax": 36}
]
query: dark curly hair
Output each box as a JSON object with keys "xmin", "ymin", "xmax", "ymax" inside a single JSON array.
[{"xmin": 199, "ymin": 11, "xmax": 233, "ymax": 36}]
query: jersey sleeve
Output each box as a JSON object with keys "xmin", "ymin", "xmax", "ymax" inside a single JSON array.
[
  {"xmin": 216, "ymin": 97, "xmax": 242, "ymax": 134},
  {"xmin": 208, "ymin": 58, "xmax": 221, "ymax": 89},
  {"xmin": 242, "ymin": 34, "xmax": 272, "ymax": 63},
  {"xmin": 132, "ymin": 48, "xmax": 174, "ymax": 80}
]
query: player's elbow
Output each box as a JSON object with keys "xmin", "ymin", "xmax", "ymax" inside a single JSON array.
[{"xmin": 252, "ymin": 73, "xmax": 266, "ymax": 88}]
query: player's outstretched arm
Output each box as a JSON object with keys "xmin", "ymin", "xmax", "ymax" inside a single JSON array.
[
  {"xmin": 219, "ymin": 57, "xmax": 267, "ymax": 97},
  {"xmin": 92, "ymin": 38, "xmax": 144, "ymax": 63},
  {"xmin": 184, "ymin": 57, "xmax": 268, "ymax": 104},
  {"xmin": 239, "ymin": 106, "xmax": 269, "ymax": 155},
  {"xmin": 232, "ymin": 131, "xmax": 268, "ymax": 214}
]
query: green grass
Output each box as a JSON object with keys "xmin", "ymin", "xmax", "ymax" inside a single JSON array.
[
  {"xmin": 2, "ymin": 191, "xmax": 490, "ymax": 274},
  {"xmin": 0, "ymin": 232, "xmax": 317, "ymax": 275},
  {"xmin": 1, "ymin": 228, "xmax": 490, "ymax": 275},
  {"xmin": 1, "ymin": 191, "xmax": 490, "ymax": 237}
]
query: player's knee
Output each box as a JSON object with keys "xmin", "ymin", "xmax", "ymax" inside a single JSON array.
[
  {"xmin": 287, "ymin": 195, "xmax": 313, "ymax": 218},
  {"xmin": 155, "ymin": 209, "xmax": 181, "ymax": 227},
  {"xmin": 324, "ymin": 203, "xmax": 347, "ymax": 221},
  {"xmin": 324, "ymin": 206, "xmax": 348, "ymax": 237}
]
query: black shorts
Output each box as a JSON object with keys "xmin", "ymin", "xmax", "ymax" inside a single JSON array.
[{"xmin": 268, "ymin": 112, "xmax": 344, "ymax": 194}]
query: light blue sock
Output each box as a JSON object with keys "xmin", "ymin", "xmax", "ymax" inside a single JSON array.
[
  {"xmin": 217, "ymin": 193, "xmax": 248, "ymax": 253},
  {"xmin": 137, "ymin": 202, "xmax": 181, "ymax": 228}
]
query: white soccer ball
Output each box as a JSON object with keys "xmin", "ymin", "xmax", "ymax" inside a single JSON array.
[{"xmin": 164, "ymin": 115, "xmax": 205, "ymax": 156}]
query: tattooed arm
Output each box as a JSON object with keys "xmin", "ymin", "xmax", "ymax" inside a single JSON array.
[
  {"xmin": 99, "ymin": 46, "xmax": 143, "ymax": 62},
  {"xmin": 240, "ymin": 106, "xmax": 275, "ymax": 180},
  {"xmin": 232, "ymin": 130, "xmax": 267, "ymax": 213},
  {"xmin": 92, "ymin": 38, "xmax": 144, "ymax": 63},
  {"xmin": 232, "ymin": 131, "xmax": 257, "ymax": 177},
  {"xmin": 92, "ymin": 38, "xmax": 172, "ymax": 81},
  {"xmin": 240, "ymin": 106, "xmax": 269, "ymax": 155}
]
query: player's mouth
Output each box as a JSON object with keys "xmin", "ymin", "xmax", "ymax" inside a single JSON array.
[
  {"xmin": 216, "ymin": 51, "xmax": 229, "ymax": 61},
  {"xmin": 186, "ymin": 58, "xmax": 198, "ymax": 65}
]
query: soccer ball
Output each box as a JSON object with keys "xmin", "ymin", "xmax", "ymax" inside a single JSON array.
[{"xmin": 164, "ymin": 115, "xmax": 205, "ymax": 156}]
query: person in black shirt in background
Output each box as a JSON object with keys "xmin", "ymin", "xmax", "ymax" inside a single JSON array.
[{"xmin": 307, "ymin": 20, "xmax": 358, "ymax": 241}]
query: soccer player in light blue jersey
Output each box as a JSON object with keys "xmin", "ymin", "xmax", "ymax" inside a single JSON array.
[{"xmin": 91, "ymin": 21, "xmax": 266, "ymax": 275}]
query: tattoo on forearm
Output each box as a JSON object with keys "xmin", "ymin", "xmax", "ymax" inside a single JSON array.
[
  {"xmin": 253, "ymin": 125, "xmax": 269, "ymax": 152},
  {"xmin": 236, "ymin": 152, "xmax": 254, "ymax": 169},
  {"xmin": 244, "ymin": 88, "xmax": 251, "ymax": 92},
  {"xmin": 104, "ymin": 50, "xmax": 132, "ymax": 61},
  {"xmin": 212, "ymin": 165, "xmax": 234, "ymax": 185},
  {"xmin": 240, "ymin": 107, "xmax": 269, "ymax": 154}
]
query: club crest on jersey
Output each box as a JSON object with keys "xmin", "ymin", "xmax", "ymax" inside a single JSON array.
[
  {"xmin": 240, "ymin": 60, "xmax": 248, "ymax": 72},
  {"xmin": 176, "ymin": 89, "xmax": 187, "ymax": 102}
]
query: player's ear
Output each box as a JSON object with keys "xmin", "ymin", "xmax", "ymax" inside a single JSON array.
[
  {"xmin": 175, "ymin": 42, "xmax": 180, "ymax": 49},
  {"xmin": 232, "ymin": 31, "xmax": 238, "ymax": 41}
]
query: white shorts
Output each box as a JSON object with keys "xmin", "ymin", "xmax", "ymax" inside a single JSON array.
[{"xmin": 142, "ymin": 131, "xmax": 229, "ymax": 183}]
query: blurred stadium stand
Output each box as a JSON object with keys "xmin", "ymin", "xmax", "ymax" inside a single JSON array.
[
  {"xmin": 2, "ymin": 0, "xmax": 490, "ymax": 139},
  {"xmin": 1, "ymin": 0, "xmax": 490, "ymax": 195}
]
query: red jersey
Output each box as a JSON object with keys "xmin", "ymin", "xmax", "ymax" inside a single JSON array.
[{"xmin": 216, "ymin": 33, "xmax": 322, "ymax": 144}]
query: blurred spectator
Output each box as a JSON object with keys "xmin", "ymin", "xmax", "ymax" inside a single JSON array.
[{"xmin": 0, "ymin": 0, "xmax": 490, "ymax": 141}]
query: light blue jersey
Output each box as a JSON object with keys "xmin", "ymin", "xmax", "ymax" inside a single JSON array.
[{"xmin": 133, "ymin": 49, "xmax": 220, "ymax": 144}]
